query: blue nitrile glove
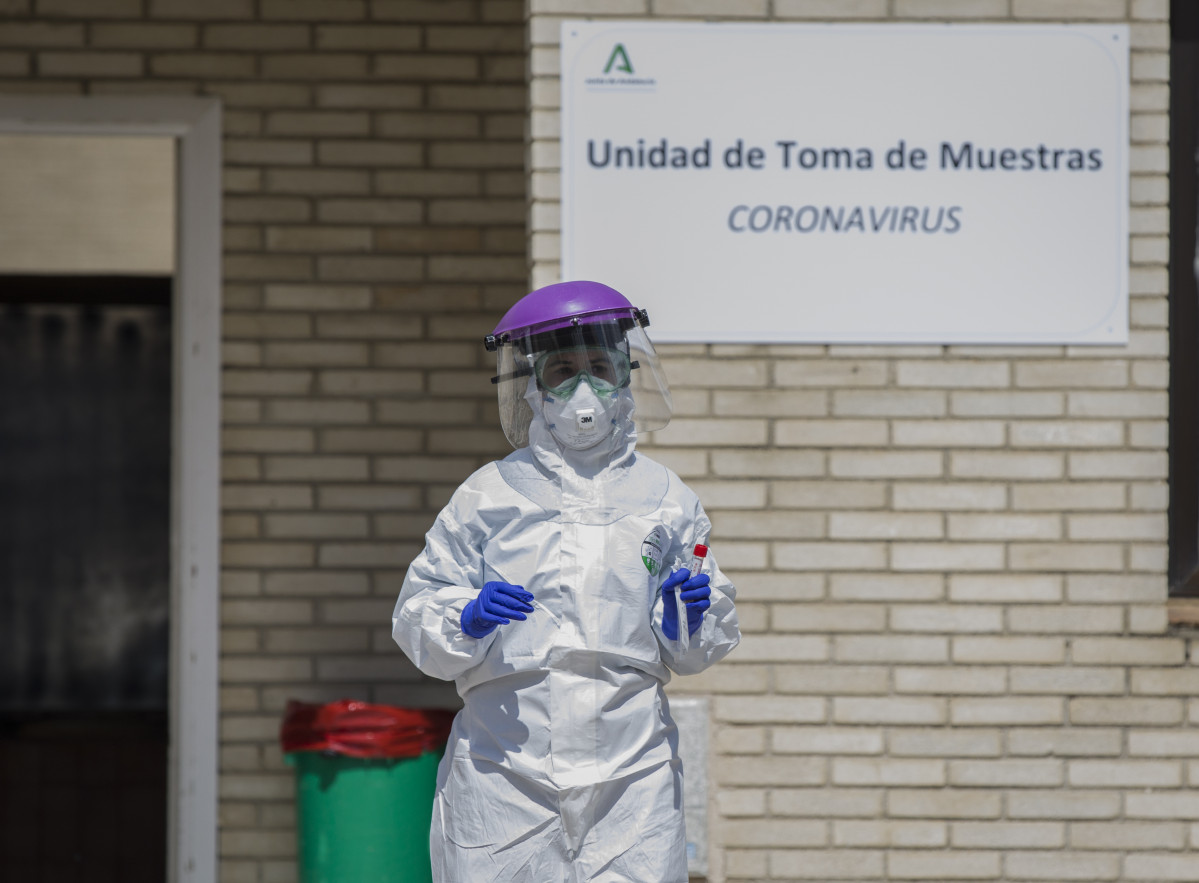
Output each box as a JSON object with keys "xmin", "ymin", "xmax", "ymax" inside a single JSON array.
[
  {"xmin": 660, "ymin": 568, "xmax": 711, "ymax": 642},
  {"xmin": 461, "ymin": 581, "xmax": 534, "ymax": 639}
]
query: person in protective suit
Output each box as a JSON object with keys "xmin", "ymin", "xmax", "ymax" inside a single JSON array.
[{"xmin": 392, "ymin": 280, "xmax": 740, "ymax": 882}]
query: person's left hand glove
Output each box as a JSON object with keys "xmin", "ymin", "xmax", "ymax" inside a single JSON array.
[{"xmin": 660, "ymin": 568, "xmax": 711, "ymax": 642}]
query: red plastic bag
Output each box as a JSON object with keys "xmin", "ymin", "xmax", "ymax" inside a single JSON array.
[{"xmin": 281, "ymin": 700, "xmax": 455, "ymax": 759}]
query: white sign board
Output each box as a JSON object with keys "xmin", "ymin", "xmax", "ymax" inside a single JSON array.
[{"xmin": 560, "ymin": 23, "xmax": 1129, "ymax": 344}]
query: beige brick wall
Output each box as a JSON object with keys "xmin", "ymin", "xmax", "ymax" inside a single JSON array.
[
  {"xmin": 3, "ymin": 2, "xmax": 524, "ymax": 881},
  {"xmin": 530, "ymin": 1, "xmax": 1189, "ymax": 882}
]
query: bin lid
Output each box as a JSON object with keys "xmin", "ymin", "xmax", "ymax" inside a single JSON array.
[{"xmin": 281, "ymin": 700, "xmax": 455, "ymax": 759}]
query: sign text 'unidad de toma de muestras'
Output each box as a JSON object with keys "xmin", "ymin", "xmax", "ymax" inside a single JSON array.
[{"xmin": 560, "ymin": 23, "xmax": 1129, "ymax": 344}]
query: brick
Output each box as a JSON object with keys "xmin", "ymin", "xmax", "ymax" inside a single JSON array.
[
  {"xmin": 774, "ymin": 0, "xmax": 887, "ymax": 17},
  {"xmin": 768, "ymin": 848, "xmax": 886, "ymax": 880},
  {"xmin": 151, "ymin": 53, "xmax": 255, "ymax": 78},
  {"xmin": 1129, "ymin": 730, "xmax": 1199, "ymax": 756},
  {"xmin": 1004, "ymin": 852, "xmax": 1120, "ymax": 881},
  {"xmin": 1016, "ymin": 360, "xmax": 1128, "ymax": 388},
  {"xmin": 776, "ymin": 542, "xmax": 887, "ymax": 571},
  {"xmin": 225, "ymin": 197, "xmax": 312, "ymax": 223},
  {"xmin": 267, "ymin": 167, "xmax": 370, "ymax": 193},
  {"xmin": 38, "ymin": 53, "xmax": 143, "ymax": 77},
  {"xmin": 951, "ymin": 390, "xmax": 1065, "ymax": 417},
  {"xmin": 263, "ymin": 572, "xmax": 367, "ymax": 596},
  {"xmin": 38, "ymin": 0, "xmax": 139, "ymax": 14},
  {"xmin": 1010, "ymin": 420, "xmax": 1125, "ymax": 447},
  {"xmin": 771, "ymin": 787, "xmax": 882, "ymax": 818},
  {"xmin": 834, "ymin": 819, "xmax": 946, "ymax": 848},
  {"xmin": 717, "ymin": 756, "xmax": 826, "ymax": 787},
  {"xmin": 949, "ymin": 758, "xmax": 1064, "ymax": 787},
  {"xmin": 951, "ymin": 451, "xmax": 1063, "ymax": 479},
  {"xmin": 891, "ymin": 605, "xmax": 1004, "ymax": 633},
  {"xmin": 887, "ymin": 789, "xmax": 1002, "ymax": 819},
  {"xmin": 92, "ymin": 23, "xmax": 198, "ymax": 48},
  {"xmin": 777, "ymin": 419, "xmax": 888, "ymax": 447},
  {"xmin": 1069, "ymin": 513, "xmax": 1166, "ymax": 541},
  {"xmin": 1069, "ymin": 633, "xmax": 1189, "ymax": 662},
  {"xmin": 775, "ymin": 665, "xmax": 889, "ymax": 695},
  {"xmin": 711, "ymin": 510, "xmax": 823, "ymax": 540},
  {"xmin": 833, "ymin": 758, "xmax": 945, "ymax": 787},
  {"xmin": 772, "ymin": 480, "xmax": 886, "ymax": 508},
  {"xmin": 892, "ymin": 419, "xmax": 1005, "ymax": 447},
  {"xmin": 895, "ymin": 666, "xmax": 1006, "ymax": 694},
  {"xmin": 317, "ymin": 199, "xmax": 422, "ymax": 224},
  {"xmin": 833, "ymin": 389, "xmax": 947, "ymax": 417},
  {"xmin": 1008, "ymin": 728, "xmax": 1123, "ymax": 757},
  {"xmin": 830, "ymin": 574, "xmax": 943, "ymax": 602},
  {"xmin": 1068, "ymin": 390, "xmax": 1168, "ymax": 418},
  {"xmin": 203, "ymin": 23, "xmax": 309, "ymax": 50},
  {"xmin": 266, "ymin": 226, "xmax": 372, "ymax": 252},
  {"xmin": 1007, "ymin": 603, "xmax": 1125, "ymax": 632},
  {"xmin": 151, "ymin": 0, "xmax": 254, "ymax": 16},
  {"xmin": 897, "ymin": 361, "xmax": 1010, "ymax": 387},
  {"xmin": 1012, "ymin": 0, "xmax": 1127, "ymax": 18},
  {"xmin": 375, "ymin": 54, "xmax": 479, "ymax": 80},
  {"xmin": 951, "ymin": 697, "xmax": 1064, "ymax": 726},
  {"xmin": 264, "ymin": 343, "xmax": 369, "ymax": 367},
  {"xmin": 953, "ymin": 636, "xmax": 1066, "ymax": 665},
  {"xmin": 714, "ymin": 450, "xmax": 824, "ymax": 477},
  {"xmin": 720, "ymin": 819, "xmax": 825, "ymax": 848},
  {"xmin": 834, "ymin": 697, "xmax": 947, "ymax": 726},
  {"xmin": 654, "ymin": 0, "xmax": 768, "ymax": 13},
  {"xmin": 714, "ymin": 389, "xmax": 826, "ymax": 416},
  {"xmin": 0, "ymin": 23, "xmax": 84, "ymax": 47},
  {"xmin": 831, "ymin": 451, "xmax": 943, "ymax": 478},
  {"xmin": 776, "ymin": 360, "xmax": 888, "ymax": 387},
  {"xmin": 1011, "ymin": 789, "xmax": 1122, "ymax": 819},
  {"xmin": 1126, "ymin": 792, "xmax": 1199, "ymax": 819},
  {"xmin": 1069, "ymin": 759, "xmax": 1183, "ymax": 788},
  {"xmin": 715, "ymin": 695, "xmax": 825, "ymax": 724},
  {"xmin": 948, "ymin": 514, "xmax": 1062, "ymax": 541},
  {"xmin": 897, "ymin": 0, "xmax": 1008, "ymax": 15},
  {"xmin": 829, "ymin": 512, "xmax": 942, "ymax": 540},
  {"xmin": 1008, "ymin": 544, "xmax": 1125, "ymax": 573},
  {"xmin": 1070, "ymin": 698, "xmax": 1185, "ymax": 726},
  {"xmin": 893, "ymin": 482, "xmax": 1006, "ymax": 511},
  {"xmin": 774, "ymin": 603, "xmax": 886, "ymax": 633},
  {"xmin": 887, "ymin": 850, "xmax": 1000, "ymax": 880},
  {"xmin": 223, "ymin": 429, "xmax": 315, "ymax": 454},
  {"xmin": 835, "ymin": 635, "xmax": 948, "ymax": 664},
  {"xmin": 1011, "ymin": 666, "xmax": 1124, "ymax": 695},
  {"xmin": 1011, "ymin": 482, "xmax": 1125, "ymax": 510},
  {"xmin": 773, "ymin": 726, "xmax": 884, "ymax": 757},
  {"xmin": 1067, "ymin": 574, "xmax": 1168, "ymax": 604},
  {"xmin": 318, "ymin": 543, "xmax": 419, "ymax": 567},
  {"xmin": 316, "ymin": 656, "xmax": 415, "ymax": 682},
  {"xmin": 891, "ymin": 544, "xmax": 1005, "ymax": 572},
  {"xmin": 1073, "ymin": 820, "xmax": 1186, "ymax": 850},
  {"xmin": 888, "ymin": 729, "xmax": 1001, "ymax": 758},
  {"xmin": 949, "ymin": 575, "xmax": 1062, "ymax": 604},
  {"xmin": 1132, "ymin": 669, "xmax": 1199, "ymax": 695}
]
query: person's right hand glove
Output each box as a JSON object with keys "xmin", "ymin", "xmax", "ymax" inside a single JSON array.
[{"xmin": 461, "ymin": 581, "xmax": 534, "ymax": 638}]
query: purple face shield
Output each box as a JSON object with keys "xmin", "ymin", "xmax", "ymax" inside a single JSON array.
[{"xmin": 485, "ymin": 281, "xmax": 673, "ymax": 448}]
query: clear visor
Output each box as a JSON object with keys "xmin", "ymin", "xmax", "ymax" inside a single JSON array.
[{"xmin": 492, "ymin": 315, "xmax": 672, "ymax": 448}]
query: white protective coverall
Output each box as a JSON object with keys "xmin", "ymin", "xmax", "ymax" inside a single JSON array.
[{"xmin": 392, "ymin": 385, "xmax": 740, "ymax": 882}]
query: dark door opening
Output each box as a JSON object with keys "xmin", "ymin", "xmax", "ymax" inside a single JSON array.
[{"xmin": 1, "ymin": 278, "xmax": 172, "ymax": 882}]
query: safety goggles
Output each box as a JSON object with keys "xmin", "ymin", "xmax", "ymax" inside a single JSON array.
[{"xmin": 534, "ymin": 345, "xmax": 631, "ymax": 398}]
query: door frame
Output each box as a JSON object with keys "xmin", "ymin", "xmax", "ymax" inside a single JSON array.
[{"xmin": 0, "ymin": 96, "xmax": 221, "ymax": 883}]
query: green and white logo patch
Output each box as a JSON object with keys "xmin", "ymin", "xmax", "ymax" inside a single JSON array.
[{"xmin": 641, "ymin": 526, "xmax": 667, "ymax": 575}]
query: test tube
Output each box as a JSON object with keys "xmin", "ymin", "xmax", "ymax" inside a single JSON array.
[{"xmin": 675, "ymin": 540, "xmax": 708, "ymax": 655}]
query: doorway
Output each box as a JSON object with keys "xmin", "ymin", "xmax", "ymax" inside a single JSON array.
[
  {"xmin": 0, "ymin": 98, "xmax": 221, "ymax": 883},
  {"xmin": 1, "ymin": 283, "xmax": 172, "ymax": 882}
]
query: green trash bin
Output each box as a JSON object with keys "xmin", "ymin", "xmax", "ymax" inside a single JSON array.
[{"xmin": 282, "ymin": 700, "xmax": 456, "ymax": 883}]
